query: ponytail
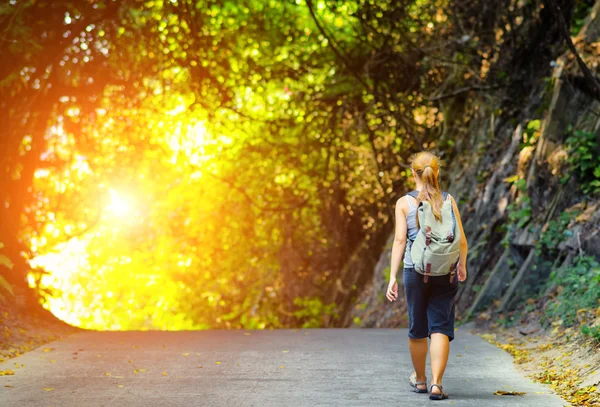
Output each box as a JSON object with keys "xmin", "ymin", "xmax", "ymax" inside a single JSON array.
[{"xmin": 411, "ymin": 152, "xmax": 443, "ymax": 225}]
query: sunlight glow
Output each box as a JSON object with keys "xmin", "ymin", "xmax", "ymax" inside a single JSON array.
[
  {"xmin": 106, "ymin": 189, "xmax": 132, "ymax": 217},
  {"xmin": 29, "ymin": 237, "xmax": 91, "ymax": 327}
]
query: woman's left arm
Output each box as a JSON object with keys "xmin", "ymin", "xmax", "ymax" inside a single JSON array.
[{"xmin": 387, "ymin": 198, "xmax": 408, "ymax": 301}]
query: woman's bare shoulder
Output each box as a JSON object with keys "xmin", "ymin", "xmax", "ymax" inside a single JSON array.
[{"xmin": 395, "ymin": 194, "xmax": 410, "ymax": 213}]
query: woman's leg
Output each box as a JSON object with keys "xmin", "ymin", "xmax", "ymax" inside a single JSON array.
[
  {"xmin": 426, "ymin": 276, "xmax": 459, "ymax": 394},
  {"xmin": 429, "ymin": 333, "xmax": 450, "ymax": 394},
  {"xmin": 403, "ymin": 267, "xmax": 429, "ymax": 390},
  {"xmin": 409, "ymin": 338, "xmax": 428, "ymax": 389}
]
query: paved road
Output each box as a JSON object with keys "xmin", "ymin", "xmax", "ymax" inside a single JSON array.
[{"xmin": 0, "ymin": 328, "xmax": 565, "ymax": 407}]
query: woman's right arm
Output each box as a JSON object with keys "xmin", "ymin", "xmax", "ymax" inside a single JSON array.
[{"xmin": 450, "ymin": 195, "xmax": 469, "ymax": 281}]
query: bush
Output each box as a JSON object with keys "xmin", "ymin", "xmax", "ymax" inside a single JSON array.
[
  {"xmin": 292, "ymin": 296, "xmax": 337, "ymax": 328},
  {"xmin": 544, "ymin": 255, "xmax": 600, "ymax": 326},
  {"xmin": 563, "ymin": 129, "xmax": 600, "ymax": 194}
]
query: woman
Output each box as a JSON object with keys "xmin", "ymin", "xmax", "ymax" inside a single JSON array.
[{"xmin": 385, "ymin": 151, "xmax": 468, "ymax": 401}]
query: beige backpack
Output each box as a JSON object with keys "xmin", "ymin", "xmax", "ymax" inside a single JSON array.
[{"xmin": 408, "ymin": 191, "xmax": 461, "ymax": 283}]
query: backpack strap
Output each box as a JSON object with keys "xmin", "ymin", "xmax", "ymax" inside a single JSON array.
[
  {"xmin": 407, "ymin": 190, "xmax": 449, "ymax": 200},
  {"xmin": 406, "ymin": 190, "xmax": 419, "ymax": 200}
]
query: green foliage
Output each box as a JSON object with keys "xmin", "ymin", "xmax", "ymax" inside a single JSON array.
[
  {"xmin": 580, "ymin": 324, "xmax": 600, "ymax": 342},
  {"xmin": 544, "ymin": 255, "xmax": 600, "ymax": 326},
  {"xmin": 570, "ymin": 0, "xmax": 596, "ymax": 36},
  {"xmin": 522, "ymin": 119, "xmax": 542, "ymax": 149},
  {"xmin": 292, "ymin": 297, "xmax": 337, "ymax": 329},
  {"xmin": 563, "ymin": 129, "xmax": 600, "ymax": 194},
  {"xmin": 534, "ymin": 210, "xmax": 578, "ymax": 257}
]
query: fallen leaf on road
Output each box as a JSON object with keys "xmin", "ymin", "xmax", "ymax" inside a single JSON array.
[
  {"xmin": 182, "ymin": 353, "xmax": 190, "ymax": 356},
  {"xmin": 215, "ymin": 361, "xmax": 221, "ymax": 365},
  {"xmin": 50, "ymin": 360, "xmax": 56, "ymax": 363},
  {"xmin": 244, "ymin": 332, "xmax": 251, "ymax": 336},
  {"xmin": 117, "ymin": 385, "xmax": 124, "ymax": 388},
  {"xmin": 5, "ymin": 385, "xmax": 13, "ymax": 388},
  {"xmin": 104, "ymin": 372, "xmax": 111, "ymax": 377},
  {"xmin": 0, "ymin": 370, "xmax": 15, "ymax": 376},
  {"xmin": 282, "ymin": 350, "xmax": 289, "ymax": 353},
  {"xmin": 162, "ymin": 372, "xmax": 167, "ymax": 376},
  {"xmin": 280, "ymin": 365, "xmax": 284, "ymax": 369},
  {"xmin": 198, "ymin": 365, "xmax": 203, "ymax": 368},
  {"xmin": 494, "ymin": 390, "xmax": 526, "ymax": 396},
  {"xmin": 44, "ymin": 387, "xmax": 54, "ymax": 391},
  {"xmin": 43, "ymin": 348, "xmax": 54, "ymax": 353},
  {"xmin": 139, "ymin": 368, "xmax": 147, "ymax": 372}
]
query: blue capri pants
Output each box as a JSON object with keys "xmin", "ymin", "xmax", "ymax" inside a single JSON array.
[{"xmin": 403, "ymin": 267, "xmax": 459, "ymax": 342}]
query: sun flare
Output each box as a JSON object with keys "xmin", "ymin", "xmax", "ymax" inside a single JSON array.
[{"xmin": 106, "ymin": 189, "xmax": 132, "ymax": 217}]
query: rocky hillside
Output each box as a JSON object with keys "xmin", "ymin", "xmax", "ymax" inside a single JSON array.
[{"xmin": 353, "ymin": 2, "xmax": 600, "ymax": 328}]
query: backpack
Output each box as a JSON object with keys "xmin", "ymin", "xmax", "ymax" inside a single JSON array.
[{"xmin": 407, "ymin": 190, "xmax": 461, "ymax": 283}]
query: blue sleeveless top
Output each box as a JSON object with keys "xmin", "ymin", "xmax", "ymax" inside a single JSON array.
[{"xmin": 403, "ymin": 195, "xmax": 419, "ymax": 268}]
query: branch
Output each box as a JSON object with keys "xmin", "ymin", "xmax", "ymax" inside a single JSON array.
[
  {"xmin": 426, "ymin": 85, "xmax": 505, "ymax": 102},
  {"xmin": 549, "ymin": 0, "xmax": 600, "ymax": 102},
  {"xmin": 305, "ymin": 0, "xmax": 371, "ymax": 91}
]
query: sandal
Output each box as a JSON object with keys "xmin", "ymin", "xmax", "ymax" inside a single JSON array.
[
  {"xmin": 429, "ymin": 384, "xmax": 449, "ymax": 400},
  {"xmin": 409, "ymin": 372, "xmax": 428, "ymax": 393}
]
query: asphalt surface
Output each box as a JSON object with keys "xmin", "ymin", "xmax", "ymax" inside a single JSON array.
[{"xmin": 0, "ymin": 328, "xmax": 566, "ymax": 407}]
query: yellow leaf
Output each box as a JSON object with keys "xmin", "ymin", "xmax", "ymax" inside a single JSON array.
[
  {"xmin": 117, "ymin": 385, "xmax": 124, "ymax": 388},
  {"xmin": 104, "ymin": 372, "xmax": 111, "ymax": 377},
  {"xmin": 162, "ymin": 372, "xmax": 167, "ymax": 376},
  {"xmin": 139, "ymin": 369, "xmax": 147, "ymax": 372},
  {"xmin": 50, "ymin": 360, "xmax": 56, "ymax": 363},
  {"xmin": 280, "ymin": 365, "xmax": 284, "ymax": 369},
  {"xmin": 44, "ymin": 387, "xmax": 54, "ymax": 391},
  {"xmin": 282, "ymin": 350, "xmax": 289, "ymax": 353},
  {"xmin": 494, "ymin": 390, "xmax": 526, "ymax": 396},
  {"xmin": 43, "ymin": 348, "xmax": 54, "ymax": 352},
  {"xmin": 182, "ymin": 353, "xmax": 190, "ymax": 356},
  {"xmin": 0, "ymin": 370, "xmax": 15, "ymax": 376},
  {"xmin": 215, "ymin": 361, "xmax": 221, "ymax": 365},
  {"xmin": 133, "ymin": 369, "xmax": 139, "ymax": 374}
]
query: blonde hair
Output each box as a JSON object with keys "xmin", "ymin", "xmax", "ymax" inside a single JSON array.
[{"xmin": 411, "ymin": 151, "xmax": 443, "ymax": 223}]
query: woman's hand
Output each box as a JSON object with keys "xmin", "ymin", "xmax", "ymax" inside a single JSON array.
[
  {"xmin": 386, "ymin": 279, "xmax": 398, "ymax": 302},
  {"xmin": 458, "ymin": 263, "xmax": 467, "ymax": 282}
]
